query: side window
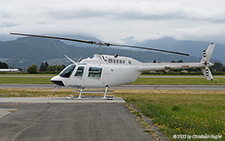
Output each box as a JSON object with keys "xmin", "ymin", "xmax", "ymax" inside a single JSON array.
[
  {"xmin": 108, "ymin": 59, "xmax": 112, "ymax": 63},
  {"xmin": 75, "ymin": 66, "xmax": 84, "ymax": 77},
  {"xmin": 88, "ymin": 67, "xmax": 102, "ymax": 78}
]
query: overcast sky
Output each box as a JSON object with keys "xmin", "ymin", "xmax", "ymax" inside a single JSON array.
[{"xmin": 1, "ymin": 0, "xmax": 225, "ymax": 44}]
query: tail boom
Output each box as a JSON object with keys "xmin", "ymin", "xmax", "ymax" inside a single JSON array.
[{"xmin": 139, "ymin": 42, "xmax": 215, "ymax": 80}]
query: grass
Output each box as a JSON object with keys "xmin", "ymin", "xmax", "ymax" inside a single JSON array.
[
  {"xmin": 0, "ymin": 77, "xmax": 52, "ymax": 84},
  {"xmin": 1, "ymin": 76, "xmax": 225, "ymax": 85},
  {"xmin": 0, "ymin": 73, "xmax": 55, "ymax": 76},
  {"xmin": 132, "ymin": 77, "xmax": 225, "ymax": 85},
  {"xmin": 0, "ymin": 88, "xmax": 224, "ymax": 140},
  {"xmin": 116, "ymin": 89, "xmax": 225, "ymax": 140}
]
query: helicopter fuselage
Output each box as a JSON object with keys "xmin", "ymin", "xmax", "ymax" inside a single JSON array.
[
  {"xmin": 51, "ymin": 52, "xmax": 213, "ymax": 88},
  {"xmin": 51, "ymin": 54, "xmax": 142, "ymax": 88}
]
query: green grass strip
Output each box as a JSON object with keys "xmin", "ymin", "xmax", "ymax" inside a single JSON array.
[
  {"xmin": 132, "ymin": 77, "xmax": 225, "ymax": 85},
  {"xmin": 0, "ymin": 76, "xmax": 225, "ymax": 85},
  {"xmin": 122, "ymin": 91, "xmax": 225, "ymax": 140},
  {"xmin": 0, "ymin": 77, "xmax": 52, "ymax": 84}
]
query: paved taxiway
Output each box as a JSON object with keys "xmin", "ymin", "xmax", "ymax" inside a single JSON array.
[
  {"xmin": 0, "ymin": 84, "xmax": 224, "ymax": 90},
  {"xmin": 0, "ymin": 75, "xmax": 224, "ymax": 90},
  {"xmin": 0, "ymin": 101, "xmax": 156, "ymax": 141},
  {"xmin": 0, "ymin": 97, "xmax": 125, "ymax": 103},
  {"xmin": 1, "ymin": 75, "xmax": 225, "ymax": 78}
]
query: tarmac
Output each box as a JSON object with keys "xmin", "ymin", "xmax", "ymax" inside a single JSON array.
[
  {"xmin": 0, "ymin": 84, "xmax": 225, "ymax": 90},
  {"xmin": 0, "ymin": 97, "xmax": 157, "ymax": 141},
  {"xmin": 0, "ymin": 97, "xmax": 125, "ymax": 104}
]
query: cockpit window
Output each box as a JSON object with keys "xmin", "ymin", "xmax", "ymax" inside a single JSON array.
[
  {"xmin": 59, "ymin": 64, "xmax": 76, "ymax": 78},
  {"xmin": 88, "ymin": 67, "xmax": 102, "ymax": 78},
  {"xmin": 75, "ymin": 66, "xmax": 84, "ymax": 77}
]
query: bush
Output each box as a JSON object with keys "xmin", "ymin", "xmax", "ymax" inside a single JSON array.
[{"xmin": 27, "ymin": 64, "xmax": 37, "ymax": 74}]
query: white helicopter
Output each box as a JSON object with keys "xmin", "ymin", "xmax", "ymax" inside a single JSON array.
[{"xmin": 10, "ymin": 32, "xmax": 215, "ymax": 100}]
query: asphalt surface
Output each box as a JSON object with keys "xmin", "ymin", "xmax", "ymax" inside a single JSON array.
[
  {"xmin": 139, "ymin": 75, "xmax": 225, "ymax": 78},
  {"xmin": 0, "ymin": 84, "xmax": 225, "ymax": 90},
  {"xmin": 1, "ymin": 75, "xmax": 225, "ymax": 78},
  {"xmin": 0, "ymin": 75, "xmax": 224, "ymax": 90},
  {"xmin": 116, "ymin": 84, "xmax": 225, "ymax": 90},
  {"xmin": 0, "ymin": 103, "xmax": 156, "ymax": 141},
  {"xmin": 0, "ymin": 97, "xmax": 125, "ymax": 103}
]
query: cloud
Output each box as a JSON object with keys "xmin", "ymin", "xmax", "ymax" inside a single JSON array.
[
  {"xmin": 39, "ymin": 1, "xmax": 225, "ymax": 23},
  {"xmin": 40, "ymin": 1, "xmax": 188, "ymax": 21},
  {"xmin": 0, "ymin": 23, "xmax": 19, "ymax": 28},
  {"xmin": 1, "ymin": 0, "xmax": 225, "ymax": 44}
]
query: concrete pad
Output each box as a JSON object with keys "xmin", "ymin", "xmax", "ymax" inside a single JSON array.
[
  {"xmin": 1, "ymin": 84, "xmax": 225, "ymax": 90},
  {"xmin": 0, "ymin": 109, "xmax": 17, "ymax": 118},
  {"xmin": 0, "ymin": 103, "xmax": 155, "ymax": 141},
  {"xmin": 0, "ymin": 97, "xmax": 125, "ymax": 103}
]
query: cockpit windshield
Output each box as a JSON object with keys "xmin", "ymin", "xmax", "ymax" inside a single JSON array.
[{"xmin": 59, "ymin": 64, "xmax": 76, "ymax": 78}]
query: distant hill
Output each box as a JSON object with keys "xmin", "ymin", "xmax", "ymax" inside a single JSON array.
[
  {"xmin": 0, "ymin": 36, "xmax": 223, "ymax": 69},
  {"xmin": 136, "ymin": 37, "xmax": 225, "ymax": 62}
]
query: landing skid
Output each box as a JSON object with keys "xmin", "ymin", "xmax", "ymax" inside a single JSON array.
[
  {"xmin": 101, "ymin": 95, "xmax": 114, "ymax": 100},
  {"xmin": 66, "ymin": 96, "xmax": 114, "ymax": 100},
  {"xmin": 66, "ymin": 86, "xmax": 114, "ymax": 100},
  {"xmin": 66, "ymin": 95, "xmax": 74, "ymax": 100}
]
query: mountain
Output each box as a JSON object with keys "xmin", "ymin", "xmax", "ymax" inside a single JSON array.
[
  {"xmin": 136, "ymin": 37, "xmax": 225, "ymax": 62},
  {"xmin": 0, "ymin": 37, "xmax": 99, "ymax": 68},
  {"xmin": 0, "ymin": 35, "xmax": 224, "ymax": 69}
]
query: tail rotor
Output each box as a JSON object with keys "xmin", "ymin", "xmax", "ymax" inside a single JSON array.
[{"xmin": 200, "ymin": 42, "xmax": 215, "ymax": 80}]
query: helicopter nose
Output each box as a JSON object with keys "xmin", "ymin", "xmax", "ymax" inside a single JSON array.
[{"xmin": 51, "ymin": 76, "xmax": 65, "ymax": 86}]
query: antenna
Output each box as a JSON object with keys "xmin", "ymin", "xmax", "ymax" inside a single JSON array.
[{"xmin": 100, "ymin": 44, "xmax": 102, "ymax": 55}]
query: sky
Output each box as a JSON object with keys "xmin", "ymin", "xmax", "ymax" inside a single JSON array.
[{"xmin": 1, "ymin": 0, "xmax": 225, "ymax": 44}]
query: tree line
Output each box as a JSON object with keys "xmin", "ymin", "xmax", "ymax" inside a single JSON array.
[
  {"xmin": 27, "ymin": 61, "xmax": 225, "ymax": 74},
  {"xmin": 27, "ymin": 62, "xmax": 66, "ymax": 74},
  {"xmin": 0, "ymin": 62, "xmax": 9, "ymax": 69},
  {"xmin": 170, "ymin": 60, "xmax": 225, "ymax": 72},
  {"xmin": 1, "ymin": 61, "xmax": 225, "ymax": 74},
  {"xmin": 145, "ymin": 60, "xmax": 225, "ymax": 75}
]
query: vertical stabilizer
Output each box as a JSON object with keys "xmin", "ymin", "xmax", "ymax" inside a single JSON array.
[{"xmin": 201, "ymin": 42, "xmax": 215, "ymax": 62}]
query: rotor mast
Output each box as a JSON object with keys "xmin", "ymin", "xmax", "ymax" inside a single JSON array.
[{"xmin": 100, "ymin": 44, "xmax": 102, "ymax": 55}]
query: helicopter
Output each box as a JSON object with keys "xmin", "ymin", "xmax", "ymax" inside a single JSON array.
[{"xmin": 10, "ymin": 32, "xmax": 215, "ymax": 100}]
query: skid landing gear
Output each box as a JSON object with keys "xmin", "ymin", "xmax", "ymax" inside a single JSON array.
[
  {"xmin": 66, "ymin": 86, "xmax": 114, "ymax": 100},
  {"xmin": 78, "ymin": 87, "xmax": 84, "ymax": 99},
  {"xmin": 102, "ymin": 85, "xmax": 114, "ymax": 100},
  {"xmin": 66, "ymin": 87, "xmax": 84, "ymax": 100}
]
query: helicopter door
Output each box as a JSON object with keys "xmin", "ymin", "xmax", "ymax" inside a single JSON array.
[
  {"xmin": 74, "ymin": 66, "xmax": 85, "ymax": 86},
  {"xmin": 103, "ymin": 66, "xmax": 110, "ymax": 86},
  {"xmin": 86, "ymin": 67, "xmax": 104, "ymax": 87}
]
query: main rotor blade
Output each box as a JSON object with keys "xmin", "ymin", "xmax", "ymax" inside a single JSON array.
[
  {"xmin": 10, "ymin": 32, "xmax": 189, "ymax": 56},
  {"xmin": 108, "ymin": 43, "xmax": 190, "ymax": 56},
  {"xmin": 10, "ymin": 32, "xmax": 95, "ymax": 44}
]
